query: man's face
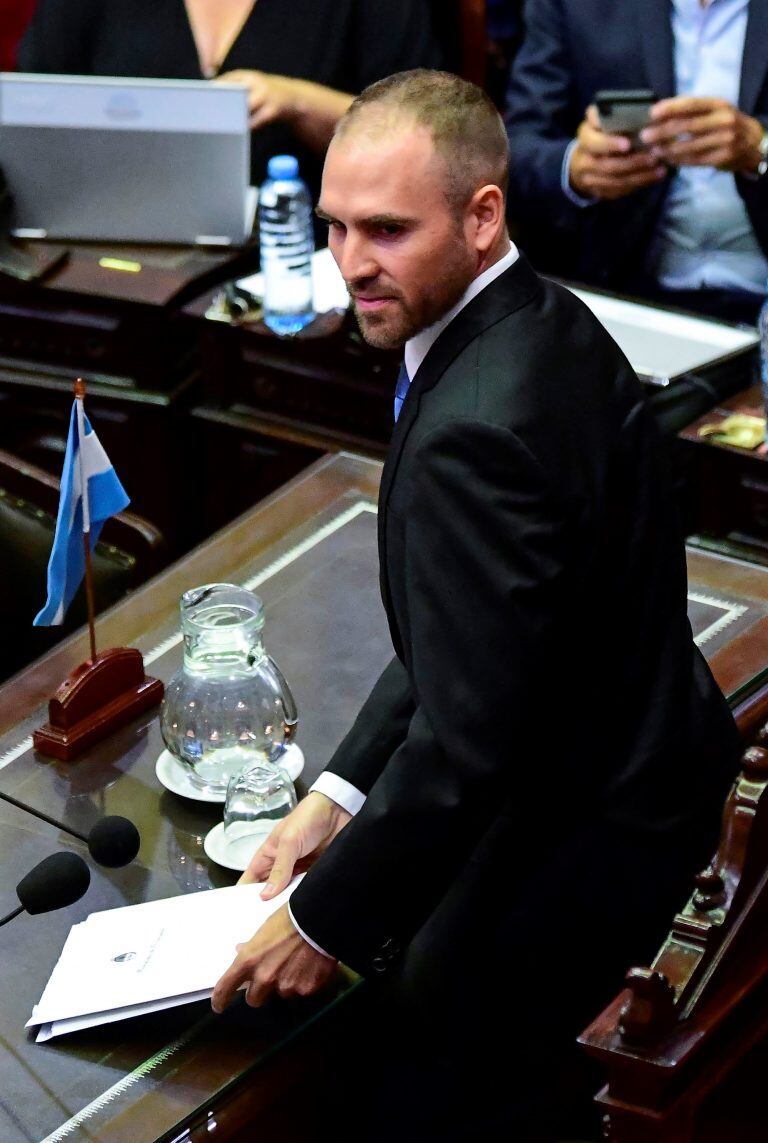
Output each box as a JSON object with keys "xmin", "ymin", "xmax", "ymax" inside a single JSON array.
[{"xmin": 318, "ymin": 123, "xmax": 477, "ymax": 350}]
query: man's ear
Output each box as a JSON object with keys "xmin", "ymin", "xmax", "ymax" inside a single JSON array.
[{"xmin": 466, "ymin": 184, "xmax": 505, "ymax": 255}]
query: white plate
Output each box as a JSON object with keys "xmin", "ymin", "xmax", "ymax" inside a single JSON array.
[
  {"xmin": 204, "ymin": 820, "xmax": 271, "ymax": 871},
  {"xmin": 155, "ymin": 744, "xmax": 305, "ymax": 803}
]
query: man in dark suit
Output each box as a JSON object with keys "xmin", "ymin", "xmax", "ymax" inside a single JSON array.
[
  {"xmin": 212, "ymin": 70, "xmax": 741, "ymax": 1140},
  {"xmin": 506, "ymin": 0, "xmax": 768, "ymax": 324}
]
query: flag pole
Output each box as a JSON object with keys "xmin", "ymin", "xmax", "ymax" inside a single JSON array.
[{"xmin": 74, "ymin": 378, "xmax": 97, "ymax": 664}]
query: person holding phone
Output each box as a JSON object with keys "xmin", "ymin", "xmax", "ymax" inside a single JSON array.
[{"xmin": 505, "ymin": 0, "xmax": 768, "ymax": 324}]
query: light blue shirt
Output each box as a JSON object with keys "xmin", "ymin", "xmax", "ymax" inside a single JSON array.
[
  {"xmin": 650, "ymin": 0, "xmax": 768, "ymax": 294},
  {"xmin": 563, "ymin": 0, "xmax": 768, "ymax": 296}
]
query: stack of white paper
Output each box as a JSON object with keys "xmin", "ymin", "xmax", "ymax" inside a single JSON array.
[{"xmin": 28, "ymin": 877, "xmax": 303, "ymax": 1042}]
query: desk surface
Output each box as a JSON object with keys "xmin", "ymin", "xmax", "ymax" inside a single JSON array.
[
  {"xmin": 678, "ymin": 385, "xmax": 766, "ymax": 460},
  {"xmin": 1, "ymin": 453, "xmax": 768, "ymax": 1142},
  {"xmin": 0, "ymin": 452, "xmax": 388, "ymax": 1143}
]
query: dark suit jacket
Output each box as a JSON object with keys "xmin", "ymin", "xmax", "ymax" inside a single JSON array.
[
  {"xmin": 505, "ymin": 0, "xmax": 768, "ymax": 288},
  {"xmin": 289, "ymin": 256, "xmax": 740, "ymax": 998}
]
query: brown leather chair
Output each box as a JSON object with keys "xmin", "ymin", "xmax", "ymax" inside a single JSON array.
[{"xmin": 0, "ymin": 446, "xmax": 166, "ymax": 682}]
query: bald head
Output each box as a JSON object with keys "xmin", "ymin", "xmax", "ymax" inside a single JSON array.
[{"xmin": 333, "ymin": 70, "xmax": 510, "ymax": 217}]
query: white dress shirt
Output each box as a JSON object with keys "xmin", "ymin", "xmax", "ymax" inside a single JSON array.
[{"xmin": 289, "ymin": 240, "xmax": 520, "ymax": 957}]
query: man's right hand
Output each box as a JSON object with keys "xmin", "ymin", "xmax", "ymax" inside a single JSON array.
[
  {"xmin": 569, "ymin": 105, "xmax": 668, "ymax": 201},
  {"xmin": 239, "ymin": 791, "xmax": 352, "ymax": 900}
]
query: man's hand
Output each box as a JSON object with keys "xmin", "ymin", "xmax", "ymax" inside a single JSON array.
[
  {"xmin": 569, "ymin": 104, "xmax": 668, "ymax": 200},
  {"xmin": 214, "ymin": 70, "xmax": 301, "ymax": 130},
  {"xmin": 239, "ymin": 791, "xmax": 352, "ymax": 900},
  {"xmin": 640, "ymin": 97, "xmax": 765, "ymax": 173},
  {"xmin": 211, "ymin": 904, "xmax": 338, "ymax": 1012}
]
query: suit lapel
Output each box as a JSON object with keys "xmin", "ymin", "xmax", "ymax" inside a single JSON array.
[
  {"xmin": 636, "ymin": 0, "xmax": 675, "ymax": 100},
  {"xmin": 378, "ymin": 254, "xmax": 541, "ymax": 513},
  {"xmin": 740, "ymin": 0, "xmax": 768, "ymax": 114},
  {"xmin": 376, "ymin": 253, "xmax": 541, "ymax": 645}
]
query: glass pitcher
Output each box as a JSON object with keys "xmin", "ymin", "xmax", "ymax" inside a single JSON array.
[{"xmin": 160, "ymin": 583, "xmax": 298, "ymax": 794}]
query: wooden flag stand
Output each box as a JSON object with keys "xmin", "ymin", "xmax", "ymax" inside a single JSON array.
[{"xmin": 33, "ymin": 380, "xmax": 163, "ymax": 763}]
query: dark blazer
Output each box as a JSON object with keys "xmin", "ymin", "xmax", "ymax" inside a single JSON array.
[
  {"xmin": 289, "ymin": 256, "xmax": 740, "ymax": 999},
  {"xmin": 505, "ymin": 0, "xmax": 768, "ymax": 288},
  {"xmin": 18, "ymin": 0, "xmax": 441, "ymax": 197}
]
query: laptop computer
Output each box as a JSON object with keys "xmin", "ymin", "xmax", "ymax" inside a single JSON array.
[{"xmin": 0, "ymin": 73, "xmax": 255, "ymax": 246}]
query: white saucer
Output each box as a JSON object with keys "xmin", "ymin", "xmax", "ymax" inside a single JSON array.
[
  {"xmin": 155, "ymin": 744, "xmax": 305, "ymax": 803},
  {"xmin": 204, "ymin": 821, "xmax": 272, "ymax": 871}
]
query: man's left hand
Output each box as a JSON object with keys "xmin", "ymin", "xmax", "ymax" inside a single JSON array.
[
  {"xmin": 641, "ymin": 96, "xmax": 764, "ymax": 173},
  {"xmin": 211, "ymin": 904, "xmax": 338, "ymax": 1013}
]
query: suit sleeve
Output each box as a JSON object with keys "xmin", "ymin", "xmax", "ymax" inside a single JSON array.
[
  {"xmin": 320, "ymin": 654, "xmax": 416, "ymax": 795},
  {"xmin": 350, "ymin": 0, "xmax": 444, "ymax": 91},
  {"xmin": 290, "ymin": 419, "xmax": 572, "ymax": 973},
  {"xmin": 505, "ymin": 0, "xmax": 585, "ymax": 228},
  {"xmin": 18, "ymin": 0, "xmax": 97, "ymax": 73}
]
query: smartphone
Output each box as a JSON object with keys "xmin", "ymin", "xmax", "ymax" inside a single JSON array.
[{"xmin": 594, "ymin": 89, "xmax": 656, "ymax": 137}]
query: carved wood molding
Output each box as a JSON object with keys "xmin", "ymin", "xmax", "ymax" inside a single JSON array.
[{"xmin": 617, "ymin": 741, "xmax": 768, "ymax": 1045}]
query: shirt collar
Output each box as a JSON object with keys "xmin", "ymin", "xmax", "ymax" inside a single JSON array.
[{"xmin": 404, "ymin": 241, "xmax": 519, "ymax": 381}]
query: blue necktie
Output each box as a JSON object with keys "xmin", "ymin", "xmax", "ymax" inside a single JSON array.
[{"xmin": 394, "ymin": 363, "xmax": 410, "ymax": 422}]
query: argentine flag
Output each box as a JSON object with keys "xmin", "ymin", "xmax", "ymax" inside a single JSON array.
[{"xmin": 34, "ymin": 399, "xmax": 129, "ymax": 626}]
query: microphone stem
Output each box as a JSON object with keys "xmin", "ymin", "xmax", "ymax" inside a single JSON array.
[
  {"xmin": 0, "ymin": 905, "xmax": 24, "ymax": 927},
  {"xmin": 0, "ymin": 790, "xmax": 87, "ymax": 845}
]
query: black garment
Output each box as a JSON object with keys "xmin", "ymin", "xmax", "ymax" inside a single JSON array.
[
  {"xmin": 632, "ymin": 282, "xmax": 764, "ymax": 326},
  {"xmin": 505, "ymin": 0, "xmax": 768, "ymax": 297},
  {"xmin": 18, "ymin": 0, "xmax": 441, "ymax": 198},
  {"xmin": 290, "ymin": 255, "xmax": 741, "ymax": 1135}
]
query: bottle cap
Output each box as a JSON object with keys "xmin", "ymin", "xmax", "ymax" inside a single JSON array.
[{"xmin": 267, "ymin": 154, "xmax": 300, "ymax": 180}]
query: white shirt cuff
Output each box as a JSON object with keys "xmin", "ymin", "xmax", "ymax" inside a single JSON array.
[
  {"xmin": 291, "ymin": 772, "xmax": 366, "ymax": 960},
  {"xmin": 288, "ymin": 902, "xmax": 336, "ymax": 960},
  {"xmin": 561, "ymin": 138, "xmax": 596, "ymax": 207},
  {"xmin": 310, "ymin": 772, "xmax": 367, "ymax": 816}
]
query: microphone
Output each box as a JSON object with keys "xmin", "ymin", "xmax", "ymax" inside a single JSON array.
[
  {"xmin": 87, "ymin": 816, "xmax": 141, "ymax": 868},
  {"xmin": 1, "ymin": 851, "xmax": 90, "ymax": 927},
  {"xmin": 0, "ymin": 791, "xmax": 140, "ymax": 868}
]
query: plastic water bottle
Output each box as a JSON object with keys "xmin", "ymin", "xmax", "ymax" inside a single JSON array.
[
  {"xmin": 258, "ymin": 155, "xmax": 314, "ymax": 335},
  {"xmin": 760, "ymin": 286, "xmax": 768, "ymax": 426}
]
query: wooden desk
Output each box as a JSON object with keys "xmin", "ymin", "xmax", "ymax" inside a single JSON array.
[
  {"xmin": 678, "ymin": 386, "xmax": 768, "ymax": 564},
  {"xmin": 183, "ymin": 297, "xmax": 398, "ymax": 538},
  {"xmin": 0, "ymin": 242, "xmax": 316, "ymax": 558},
  {"xmin": 686, "ymin": 546, "xmax": 768, "ymax": 710},
  {"xmin": 0, "ymin": 453, "xmax": 389, "ymax": 1143},
  {"xmin": 2, "ymin": 453, "xmax": 768, "ymax": 1142}
]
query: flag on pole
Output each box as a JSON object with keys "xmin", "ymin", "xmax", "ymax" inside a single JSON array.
[{"xmin": 34, "ymin": 399, "xmax": 129, "ymax": 626}]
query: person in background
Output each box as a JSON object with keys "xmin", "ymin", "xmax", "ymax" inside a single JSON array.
[
  {"xmin": 0, "ymin": 0, "xmax": 36, "ymax": 70},
  {"xmin": 505, "ymin": 0, "xmax": 768, "ymax": 324},
  {"xmin": 18, "ymin": 0, "xmax": 441, "ymax": 199}
]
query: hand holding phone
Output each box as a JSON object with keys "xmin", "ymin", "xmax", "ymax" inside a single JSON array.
[{"xmin": 568, "ymin": 98, "xmax": 668, "ymax": 202}]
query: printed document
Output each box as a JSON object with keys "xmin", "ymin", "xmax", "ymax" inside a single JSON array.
[{"xmin": 28, "ymin": 877, "xmax": 303, "ymax": 1042}]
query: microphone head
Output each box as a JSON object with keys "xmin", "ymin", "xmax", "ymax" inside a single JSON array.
[
  {"xmin": 16, "ymin": 851, "xmax": 91, "ymax": 915},
  {"xmin": 88, "ymin": 816, "xmax": 140, "ymax": 868}
]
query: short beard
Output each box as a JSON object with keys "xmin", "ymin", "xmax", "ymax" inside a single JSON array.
[
  {"xmin": 353, "ymin": 237, "xmax": 475, "ymax": 351},
  {"xmin": 352, "ymin": 302, "xmax": 420, "ymax": 350}
]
